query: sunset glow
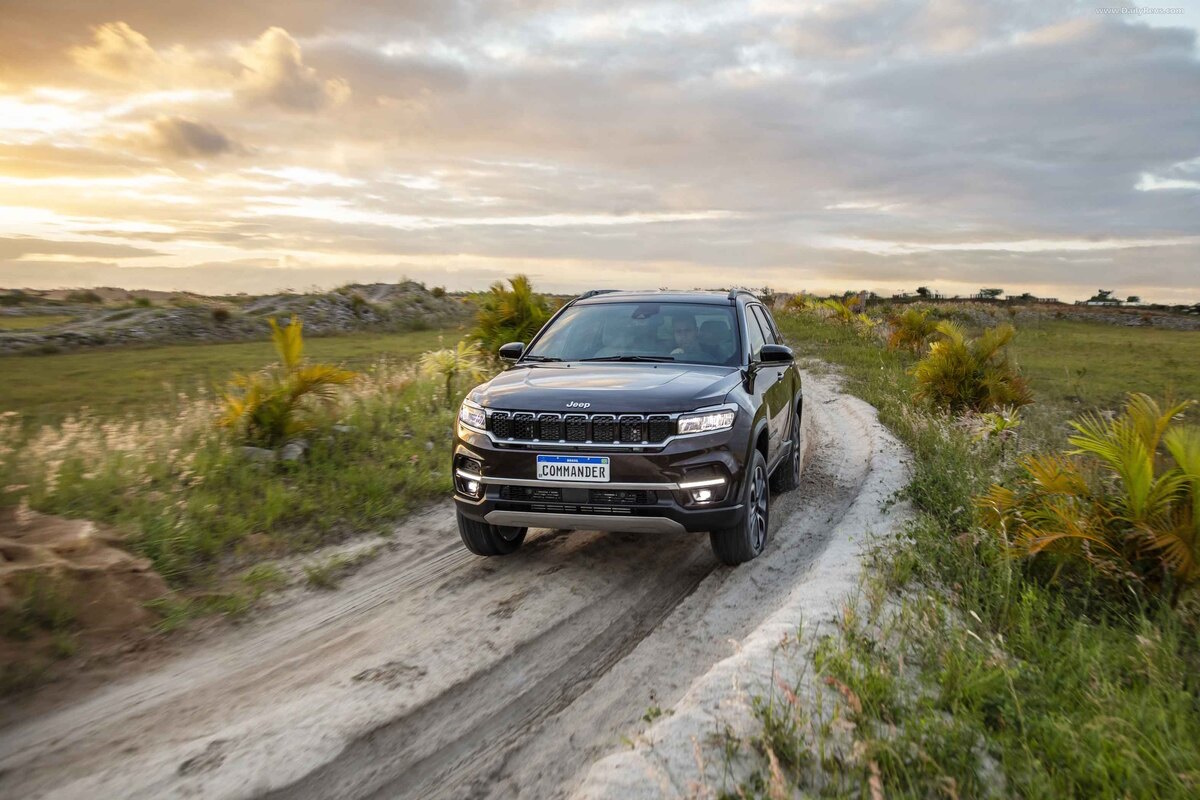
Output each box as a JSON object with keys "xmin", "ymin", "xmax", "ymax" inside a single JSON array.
[{"xmin": 1, "ymin": 1, "xmax": 1198, "ymax": 300}]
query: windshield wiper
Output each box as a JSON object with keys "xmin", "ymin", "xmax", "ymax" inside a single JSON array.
[
  {"xmin": 580, "ymin": 355, "xmax": 675, "ymax": 362},
  {"xmin": 521, "ymin": 355, "xmax": 563, "ymax": 362}
]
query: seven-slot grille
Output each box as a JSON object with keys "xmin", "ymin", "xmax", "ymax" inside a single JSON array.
[{"xmin": 486, "ymin": 411, "xmax": 674, "ymax": 444}]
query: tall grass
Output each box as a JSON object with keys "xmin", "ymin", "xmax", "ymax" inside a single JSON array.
[
  {"xmin": 732, "ymin": 311, "xmax": 1200, "ymax": 799},
  {"xmin": 2, "ymin": 358, "xmax": 465, "ymax": 586}
]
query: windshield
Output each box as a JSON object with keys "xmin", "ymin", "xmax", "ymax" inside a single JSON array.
[{"xmin": 524, "ymin": 302, "xmax": 741, "ymax": 366}]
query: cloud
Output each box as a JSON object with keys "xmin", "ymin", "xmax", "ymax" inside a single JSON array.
[
  {"xmin": 2, "ymin": 2, "xmax": 1200, "ymax": 301},
  {"xmin": 137, "ymin": 116, "xmax": 242, "ymax": 158},
  {"xmin": 237, "ymin": 27, "xmax": 350, "ymax": 111},
  {"xmin": 69, "ymin": 21, "xmax": 161, "ymax": 81},
  {"xmin": 0, "ymin": 236, "xmax": 163, "ymax": 259}
]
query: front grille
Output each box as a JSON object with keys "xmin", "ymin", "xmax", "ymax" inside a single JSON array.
[
  {"xmin": 591, "ymin": 415, "xmax": 617, "ymax": 442},
  {"xmin": 499, "ymin": 485, "xmax": 562, "ymax": 502},
  {"xmin": 497, "ymin": 486, "xmax": 651, "ymax": 505},
  {"xmin": 512, "ymin": 412, "xmax": 537, "ymax": 440},
  {"xmin": 588, "ymin": 489, "xmax": 650, "ymax": 505},
  {"xmin": 538, "ymin": 414, "xmax": 562, "ymax": 441},
  {"xmin": 494, "ymin": 501, "xmax": 635, "ymax": 516},
  {"xmin": 619, "ymin": 415, "xmax": 643, "ymax": 443},
  {"xmin": 647, "ymin": 415, "xmax": 672, "ymax": 441},
  {"xmin": 486, "ymin": 410, "xmax": 675, "ymax": 444},
  {"xmin": 564, "ymin": 414, "xmax": 588, "ymax": 442},
  {"xmin": 490, "ymin": 411, "xmax": 513, "ymax": 438}
]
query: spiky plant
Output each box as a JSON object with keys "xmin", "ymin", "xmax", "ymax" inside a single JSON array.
[
  {"xmin": 419, "ymin": 341, "xmax": 487, "ymax": 407},
  {"xmin": 974, "ymin": 406, "xmax": 1023, "ymax": 453},
  {"xmin": 820, "ymin": 298, "xmax": 857, "ymax": 325},
  {"xmin": 783, "ymin": 293, "xmax": 812, "ymax": 313},
  {"xmin": 472, "ymin": 275, "xmax": 553, "ymax": 354},
  {"xmin": 220, "ymin": 315, "xmax": 357, "ymax": 447},
  {"xmin": 853, "ymin": 312, "xmax": 879, "ymax": 339},
  {"xmin": 886, "ymin": 307, "xmax": 938, "ymax": 353},
  {"xmin": 909, "ymin": 321, "xmax": 1032, "ymax": 412},
  {"xmin": 979, "ymin": 394, "xmax": 1200, "ymax": 602}
]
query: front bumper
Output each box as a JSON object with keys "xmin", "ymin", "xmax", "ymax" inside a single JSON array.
[{"xmin": 452, "ymin": 420, "xmax": 749, "ymax": 534}]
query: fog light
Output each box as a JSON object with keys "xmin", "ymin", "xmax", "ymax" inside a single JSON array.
[
  {"xmin": 455, "ymin": 459, "xmax": 484, "ymax": 498},
  {"xmin": 691, "ymin": 487, "xmax": 715, "ymax": 503}
]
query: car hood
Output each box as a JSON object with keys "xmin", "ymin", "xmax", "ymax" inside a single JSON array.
[{"xmin": 471, "ymin": 363, "xmax": 742, "ymax": 414}]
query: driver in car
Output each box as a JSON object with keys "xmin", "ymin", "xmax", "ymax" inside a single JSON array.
[{"xmin": 670, "ymin": 316, "xmax": 707, "ymax": 361}]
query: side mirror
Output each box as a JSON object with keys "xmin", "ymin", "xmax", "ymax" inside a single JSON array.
[
  {"xmin": 757, "ymin": 344, "xmax": 794, "ymax": 364},
  {"xmin": 498, "ymin": 341, "xmax": 525, "ymax": 362}
]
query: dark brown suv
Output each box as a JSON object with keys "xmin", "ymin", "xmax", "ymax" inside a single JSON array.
[{"xmin": 452, "ymin": 289, "xmax": 803, "ymax": 565}]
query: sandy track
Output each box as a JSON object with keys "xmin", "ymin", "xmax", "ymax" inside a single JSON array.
[{"xmin": 0, "ymin": 372, "xmax": 903, "ymax": 799}]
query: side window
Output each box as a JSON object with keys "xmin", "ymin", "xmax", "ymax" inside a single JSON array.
[
  {"xmin": 746, "ymin": 308, "xmax": 767, "ymax": 360},
  {"xmin": 755, "ymin": 306, "xmax": 782, "ymax": 344},
  {"xmin": 751, "ymin": 306, "xmax": 776, "ymax": 345}
]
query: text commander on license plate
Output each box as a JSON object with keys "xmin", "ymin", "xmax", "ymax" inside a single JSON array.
[{"xmin": 536, "ymin": 455, "xmax": 610, "ymax": 482}]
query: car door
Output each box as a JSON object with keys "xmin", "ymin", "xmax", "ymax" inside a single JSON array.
[
  {"xmin": 748, "ymin": 304, "xmax": 790, "ymax": 459},
  {"xmin": 756, "ymin": 305, "xmax": 797, "ymax": 448}
]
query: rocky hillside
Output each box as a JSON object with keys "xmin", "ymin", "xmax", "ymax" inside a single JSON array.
[{"xmin": 0, "ymin": 282, "xmax": 473, "ymax": 355}]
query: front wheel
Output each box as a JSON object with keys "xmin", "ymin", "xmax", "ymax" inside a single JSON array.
[
  {"xmin": 709, "ymin": 450, "xmax": 770, "ymax": 565},
  {"xmin": 457, "ymin": 510, "xmax": 527, "ymax": 556}
]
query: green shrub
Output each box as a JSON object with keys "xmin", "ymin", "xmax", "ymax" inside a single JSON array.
[
  {"xmin": 886, "ymin": 307, "xmax": 937, "ymax": 353},
  {"xmin": 783, "ymin": 292, "xmax": 812, "ymax": 313},
  {"xmin": 348, "ymin": 293, "xmax": 370, "ymax": 316},
  {"xmin": 220, "ymin": 315, "xmax": 356, "ymax": 447},
  {"xmin": 980, "ymin": 394, "xmax": 1200, "ymax": 602},
  {"xmin": 211, "ymin": 306, "xmax": 231, "ymax": 323},
  {"xmin": 471, "ymin": 274, "xmax": 552, "ymax": 353},
  {"xmin": 910, "ymin": 320, "xmax": 1032, "ymax": 412},
  {"xmin": 133, "ymin": 297, "xmax": 152, "ymax": 308},
  {"xmin": 66, "ymin": 290, "xmax": 102, "ymax": 305},
  {"xmin": 430, "ymin": 286, "xmax": 446, "ymax": 298},
  {"xmin": 820, "ymin": 297, "xmax": 856, "ymax": 324}
]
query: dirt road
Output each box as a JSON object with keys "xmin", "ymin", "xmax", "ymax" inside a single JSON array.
[{"xmin": 0, "ymin": 372, "xmax": 905, "ymax": 799}]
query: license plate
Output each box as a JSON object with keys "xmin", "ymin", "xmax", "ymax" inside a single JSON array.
[{"xmin": 536, "ymin": 455, "xmax": 610, "ymax": 482}]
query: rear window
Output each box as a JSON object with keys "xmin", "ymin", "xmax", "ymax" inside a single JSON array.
[{"xmin": 526, "ymin": 302, "xmax": 741, "ymax": 366}]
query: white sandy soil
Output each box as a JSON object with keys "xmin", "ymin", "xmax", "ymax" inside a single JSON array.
[{"xmin": 0, "ymin": 371, "xmax": 909, "ymax": 799}]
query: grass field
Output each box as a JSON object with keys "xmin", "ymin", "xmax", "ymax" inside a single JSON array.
[
  {"xmin": 1010, "ymin": 319, "xmax": 1200, "ymax": 409},
  {"xmin": 0, "ymin": 315, "xmax": 74, "ymax": 331},
  {"xmin": 744, "ymin": 311, "xmax": 1200, "ymax": 799},
  {"xmin": 0, "ymin": 326, "xmax": 466, "ymax": 423}
]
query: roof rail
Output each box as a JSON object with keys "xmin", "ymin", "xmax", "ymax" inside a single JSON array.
[
  {"xmin": 727, "ymin": 288, "xmax": 759, "ymax": 303},
  {"xmin": 579, "ymin": 289, "xmax": 622, "ymax": 299}
]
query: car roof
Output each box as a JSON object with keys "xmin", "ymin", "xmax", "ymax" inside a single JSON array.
[{"xmin": 572, "ymin": 290, "xmax": 758, "ymax": 306}]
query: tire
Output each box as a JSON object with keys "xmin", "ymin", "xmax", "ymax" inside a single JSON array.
[
  {"xmin": 456, "ymin": 510, "xmax": 527, "ymax": 556},
  {"xmin": 770, "ymin": 408, "xmax": 803, "ymax": 493},
  {"xmin": 709, "ymin": 449, "xmax": 769, "ymax": 565}
]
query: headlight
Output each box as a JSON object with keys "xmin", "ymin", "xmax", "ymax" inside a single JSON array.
[
  {"xmin": 458, "ymin": 399, "xmax": 487, "ymax": 432},
  {"xmin": 677, "ymin": 408, "xmax": 736, "ymax": 435}
]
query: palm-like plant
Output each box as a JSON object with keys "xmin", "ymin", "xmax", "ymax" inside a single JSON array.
[
  {"xmin": 220, "ymin": 316, "xmax": 357, "ymax": 447},
  {"xmin": 820, "ymin": 297, "xmax": 857, "ymax": 325},
  {"xmin": 974, "ymin": 406, "xmax": 1023, "ymax": 453},
  {"xmin": 419, "ymin": 341, "xmax": 487, "ymax": 407},
  {"xmin": 909, "ymin": 321, "xmax": 1032, "ymax": 412},
  {"xmin": 886, "ymin": 307, "xmax": 938, "ymax": 353},
  {"xmin": 784, "ymin": 292, "xmax": 812, "ymax": 313},
  {"xmin": 979, "ymin": 394, "xmax": 1200, "ymax": 601},
  {"xmin": 472, "ymin": 275, "xmax": 553, "ymax": 353}
]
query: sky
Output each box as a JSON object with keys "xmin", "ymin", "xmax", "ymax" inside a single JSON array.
[{"xmin": 0, "ymin": 0, "xmax": 1198, "ymax": 302}]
